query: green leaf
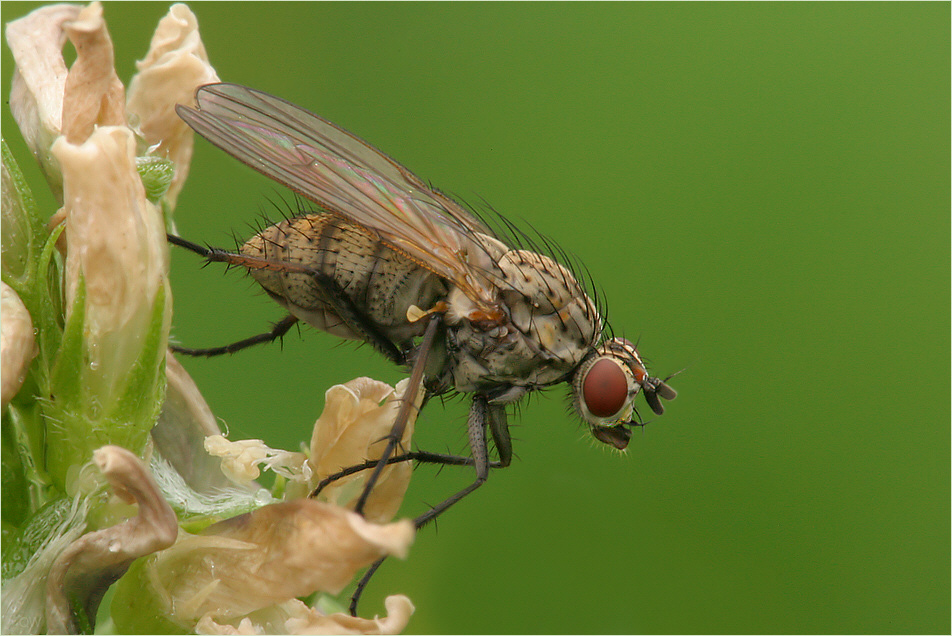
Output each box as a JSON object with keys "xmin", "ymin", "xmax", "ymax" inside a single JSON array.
[
  {"xmin": 112, "ymin": 283, "xmax": 168, "ymax": 441},
  {"xmin": 1, "ymin": 139, "xmax": 46, "ymax": 285}
]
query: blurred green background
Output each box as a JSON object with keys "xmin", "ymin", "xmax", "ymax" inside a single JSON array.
[{"xmin": 3, "ymin": 2, "xmax": 948, "ymax": 633}]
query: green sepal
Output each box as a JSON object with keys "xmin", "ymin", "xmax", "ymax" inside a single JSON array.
[
  {"xmin": 112, "ymin": 283, "xmax": 168, "ymax": 440},
  {"xmin": 43, "ymin": 275, "xmax": 89, "ymax": 492},
  {"xmin": 110, "ymin": 558, "xmax": 189, "ymax": 635},
  {"xmin": 1, "ymin": 409, "xmax": 31, "ymax": 530},
  {"xmin": 1, "ymin": 402, "xmax": 51, "ymax": 527},
  {"xmin": 1, "ymin": 497, "xmax": 73, "ymax": 582}
]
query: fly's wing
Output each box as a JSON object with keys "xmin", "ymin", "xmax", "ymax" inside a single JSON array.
[{"xmin": 177, "ymin": 83, "xmax": 504, "ymax": 316}]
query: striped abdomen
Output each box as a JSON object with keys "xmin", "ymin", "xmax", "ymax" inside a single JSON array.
[{"xmin": 241, "ymin": 213, "xmax": 448, "ymax": 347}]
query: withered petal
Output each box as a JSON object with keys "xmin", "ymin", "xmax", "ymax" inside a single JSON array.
[{"xmin": 45, "ymin": 446, "xmax": 177, "ymax": 634}]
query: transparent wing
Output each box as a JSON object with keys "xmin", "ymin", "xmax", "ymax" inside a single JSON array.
[{"xmin": 177, "ymin": 83, "xmax": 504, "ymax": 314}]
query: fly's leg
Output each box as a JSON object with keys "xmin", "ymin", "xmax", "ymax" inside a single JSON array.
[
  {"xmin": 311, "ymin": 399, "xmax": 514, "ymax": 498},
  {"xmin": 352, "ymin": 313, "xmax": 442, "ymax": 514},
  {"xmin": 168, "ymin": 234, "xmax": 405, "ymax": 364},
  {"xmin": 350, "ymin": 397, "xmax": 513, "ymax": 616},
  {"xmin": 310, "ymin": 268, "xmax": 405, "ymax": 365},
  {"xmin": 487, "ymin": 402, "xmax": 512, "ymax": 469},
  {"xmin": 411, "ymin": 396, "xmax": 494, "ymax": 527},
  {"xmin": 171, "ymin": 314, "xmax": 299, "ymax": 357},
  {"xmin": 310, "ymin": 449, "xmax": 507, "ymax": 499}
]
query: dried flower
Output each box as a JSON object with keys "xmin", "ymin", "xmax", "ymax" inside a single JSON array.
[
  {"xmin": 205, "ymin": 434, "xmax": 310, "ymax": 484},
  {"xmin": 196, "ymin": 594, "xmax": 415, "ymax": 635},
  {"xmin": 45, "ymin": 446, "xmax": 178, "ymax": 634},
  {"xmin": 4, "ymin": 0, "xmax": 220, "ymax": 491},
  {"xmin": 126, "ymin": 3, "xmax": 219, "ymax": 208},
  {"xmin": 3, "ymin": 4, "xmax": 418, "ymax": 633},
  {"xmin": 6, "ymin": 4, "xmax": 81, "ymax": 197},
  {"xmin": 308, "ymin": 377, "xmax": 424, "ymax": 523},
  {"xmin": 112, "ymin": 500, "xmax": 414, "ymax": 633},
  {"xmin": 42, "ymin": 120, "xmax": 170, "ymax": 490}
]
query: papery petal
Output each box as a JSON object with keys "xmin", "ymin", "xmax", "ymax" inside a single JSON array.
[
  {"xmin": 60, "ymin": 2, "xmax": 126, "ymax": 144},
  {"xmin": 145, "ymin": 500, "xmax": 413, "ymax": 626},
  {"xmin": 1, "ymin": 499, "xmax": 88, "ymax": 635},
  {"xmin": 1, "ymin": 282, "xmax": 37, "ymax": 407},
  {"xmin": 152, "ymin": 352, "xmax": 245, "ymax": 492},
  {"xmin": 344, "ymin": 511, "xmax": 413, "ymax": 560},
  {"xmin": 310, "ymin": 378, "xmax": 397, "ymax": 471},
  {"xmin": 163, "ymin": 351, "xmax": 221, "ymax": 437},
  {"xmin": 126, "ymin": 3, "xmax": 219, "ymax": 208},
  {"xmin": 6, "ymin": 3, "xmax": 82, "ymax": 196},
  {"xmin": 45, "ymin": 446, "xmax": 178, "ymax": 634},
  {"xmin": 195, "ymin": 595, "xmax": 415, "ymax": 635},
  {"xmin": 204, "ymin": 435, "xmax": 308, "ymax": 484},
  {"xmin": 309, "ymin": 377, "xmax": 422, "ymax": 523},
  {"xmin": 196, "ymin": 615, "xmax": 261, "ymax": 634},
  {"xmin": 45, "ymin": 124, "xmax": 171, "ymax": 488},
  {"xmin": 287, "ymin": 595, "xmax": 415, "ymax": 635}
]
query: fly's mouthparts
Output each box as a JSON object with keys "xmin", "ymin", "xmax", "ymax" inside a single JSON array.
[{"xmin": 592, "ymin": 422, "xmax": 635, "ymax": 450}]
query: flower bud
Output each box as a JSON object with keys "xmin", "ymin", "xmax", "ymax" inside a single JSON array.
[{"xmin": 1, "ymin": 282, "xmax": 36, "ymax": 407}]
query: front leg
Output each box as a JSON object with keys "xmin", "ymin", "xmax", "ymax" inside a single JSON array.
[
  {"xmin": 349, "ymin": 394, "xmax": 495, "ymax": 615},
  {"xmin": 413, "ymin": 394, "xmax": 492, "ymax": 527},
  {"xmin": 352, "ymin": 313, "xmax": 442, "ymax": 515}
]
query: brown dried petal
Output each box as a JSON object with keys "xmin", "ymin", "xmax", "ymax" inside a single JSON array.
[
  {"xmin": 163, "ymin": 351, "xmax": 221, "ymax": 437},
  {"xmin": 45, "ymin": 446, "xmax": 178, "ymax": 634},
  {"xmin": 286, "ymin": 595, "xmax": 415, "ymax": 635},
  {"xmin": 60, "ymin": 2, "xmax": 126, "ymax": 144},
  {"xmin": 150, "ymin": 500, "xmax": 413, "ymax": 624},
  {"xmin": 152, "ymin": 352, "xmax": 239, "ymax": 491},
  {"xmin": 204, "ymin": 435, "xmax": 307, "ymax": 484},
  {"xmin": 195, "ymin": 595, "xmax": 415, "ymax": 635},
  {"xmin": 6, "ymin": 3, "xmax": 82, "ymax": 196}
]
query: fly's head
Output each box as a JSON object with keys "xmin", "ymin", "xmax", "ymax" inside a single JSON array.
[{"xmin": 571, "ymin": 338, "xmax": 677, "ymax": 450}]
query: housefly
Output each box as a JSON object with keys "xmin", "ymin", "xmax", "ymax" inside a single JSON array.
[{"xmin": 171, "ymin": 83, "xmax": 676, "ymax": 611}]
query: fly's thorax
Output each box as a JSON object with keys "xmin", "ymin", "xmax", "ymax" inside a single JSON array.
[
  {"xmin": 241, "ymin": 214, "xmax": 446, "ymax": 344},
  {"xmin": 496, "ymin": 249, "xmax": 601, "ymax": 354},
  {"xmin": 445, "ymin": 247, "xmax": 601, "ymax": 392}
]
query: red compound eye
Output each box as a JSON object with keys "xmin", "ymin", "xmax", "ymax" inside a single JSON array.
[{"xmin": 582, "ymin": 358, "xmax": 629, "ymax": 418}]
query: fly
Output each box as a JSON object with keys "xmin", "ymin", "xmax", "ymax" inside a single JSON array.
[{"xmin": 170, "ymin": 83, "xmax": 677, "ymax": 612}]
